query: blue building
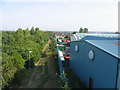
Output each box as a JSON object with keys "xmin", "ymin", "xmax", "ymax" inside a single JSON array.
[{"xmin": 70, "ymin": 34, "xmax": 120, "ymax": 88}]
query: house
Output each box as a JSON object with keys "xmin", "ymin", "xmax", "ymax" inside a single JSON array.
[
  {"xmin": 70, "ymin": 33, "xmax": 120, "ymax": 88},
  {"xmin": 66, "ymin": 40, "xmax": 70, "ymax": 43}
]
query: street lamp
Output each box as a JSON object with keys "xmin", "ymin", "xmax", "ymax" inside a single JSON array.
[{"xmin": 28, "ymin": 51, "xmax": 32, "ymax": 71}]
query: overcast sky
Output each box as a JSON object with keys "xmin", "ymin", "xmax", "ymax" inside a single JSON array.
[{"xmin": 0, "ymin": 0, "xmax": 119, "ymax": 32}]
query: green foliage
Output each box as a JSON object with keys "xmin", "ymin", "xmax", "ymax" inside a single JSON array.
[
  {"xmin": 79, "ymin": 28, "xmax": 84, "ymax": 33},
  {"xmin": 115, "ymin": 32, "xmax": 120, "ymax": 34},
  {"xmin": 79, "ymin": 27, "xmax": 88, "ymax": 33},
  {"xmin": 2, "ymin": 27, "xmax": 52, "ymax": 88},
  {"xmin": 62, "ymin": 82, "xmax": 70, "ymax": 90},
  {"xmin": 49, "ymin": 38, "xmax": 57, "ymax": 52},
  {"xmin": 2, "ymin": 53, "xmax": 17, "ymax": 87},
  {"xmin": 59, "ymin": 71, "xmax": 70, "ymax": 90},
  {"xmin": 30, "ymin": 27, "xmax": 35, "ymax": 35},
  {"xmin": 64, "ymin": 36, "xmax": 70, "ymax": 38},
  {"xmin": 84, "ymin": 28, "xmax": 88, "ymax": 33},
  {"xmin": 72, "ymin": 32, "xmax": 77, "ymax": 34}
]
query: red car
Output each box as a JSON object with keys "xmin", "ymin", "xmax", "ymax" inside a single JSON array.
[
  {"xmin": 64, "ymin": 55, "xmax": 70, "ymax": 61},
  {"xmin": 66, "ymin": 40, "xmax": 70, "ymax": 43}
]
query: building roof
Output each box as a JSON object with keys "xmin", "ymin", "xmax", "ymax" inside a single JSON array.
[
  {"xmin": 71, "ymin": 33, "xmax": 120, "ymax": 59},
  {"xmin": 86, "ymin": 40, "xmax": 120, "ymax": 59},
  {"xmin": 71, "ymin": 33, "xmax": 120, "ymax": 41},
  {"xmin": 81, "ymin": 36, "xmax": 120, "ymax": 40}
]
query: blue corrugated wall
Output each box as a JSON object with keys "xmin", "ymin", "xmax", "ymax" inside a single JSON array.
[{"xmin": 70, "ymin": 40, "xmax": 118, "ymax": 88}]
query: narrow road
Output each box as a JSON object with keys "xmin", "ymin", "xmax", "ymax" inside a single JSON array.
[{"xmin": 43, "ymin": 56, "xmax": 59, "ymax": 88}]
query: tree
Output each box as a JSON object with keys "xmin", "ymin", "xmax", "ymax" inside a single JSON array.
[
  {"xmin": 84, "ymin": 28, "xmax": 88, "ymax": 33},
  {"xmin": 72, "ymin": 32, "xmax": 76, "ymax": 34},
  {"xmin": 30, "ymin": 27, "xmax": 35, "ymax": 35},
  {"xmin": 12, "ymin": 53, "xmax": 25, "ymax": 69},
  {"xmin": 2, "ymin": 53, "xmax": 17, "ymax": 87},
  {"xmin": 115, "ymin": 32, "xmax": 120, "ymax": 34},
  {"xmin": 24, "ymin": 28, "xmax": 30, "ymax": 35},
  {"xmin": 2, "ymin": 27, "xmax": 52, "ymax": 88},
  {"xmin": 17, "ymin": 28, "xmax": 22, "ymax": 31},
  {"xmin": 35, "ymin": 27, "xmax": 40, "ymax": 32},
  {"xmin": 79, "ymin": 27, "xmax": 88, "ymax": 33},
  {"xmin": 79, "ymin": 28, "xmax": 84, "ymax": 33},
  {"xmin": 65, "ymin": 36, "xmax": 70, "ymax": 38}
]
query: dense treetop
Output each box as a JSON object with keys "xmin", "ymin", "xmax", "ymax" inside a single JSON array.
[
  {"xmin": 79, "ymin": 27, "xmax": 88, "ymax": 33},
  {"xmin": 2, "ymin": 27, "xmax": 52, "ymax": 88}
]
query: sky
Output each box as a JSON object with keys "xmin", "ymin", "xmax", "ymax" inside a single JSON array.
[{"xmin": 0, "ymin": 0, "xmax": 119, "ymax": 32}]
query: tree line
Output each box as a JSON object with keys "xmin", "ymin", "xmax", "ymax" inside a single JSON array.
[
  {"xmin": 2, "ymin": 27, "xmax": 52, "ymax": 88},
  {"xmin": 72, "ymin": 27, "xmax": 88, "ymax": 34},
  {"xmin": 79, "ymin": 27, "xmax": 88, "ymax": 33}
]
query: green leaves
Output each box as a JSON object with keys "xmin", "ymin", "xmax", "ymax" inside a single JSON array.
[
  {"xmin": 79, "ymin": 27, "xmax": 88, "ymax": 33},
  {"xmin": 12, "ymin": 53, "xmax": 25, "ymax": 69},
  {"xmin": 2, "ymin": 27, "xmax": 52, "ymax": 88},
  {"xmin": 2, "ymin": 53, "xmax": 17, "ymax": 87}
]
